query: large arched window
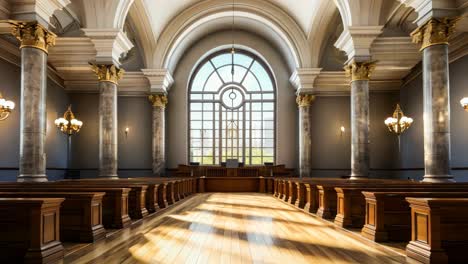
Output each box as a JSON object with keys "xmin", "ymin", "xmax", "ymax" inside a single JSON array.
[{"xmin": 189, "ymin": 49, "xmax": 276, "ymax": 165}]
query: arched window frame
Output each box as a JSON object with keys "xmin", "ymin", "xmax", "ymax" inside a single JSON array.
[{"xmin": 188, "ymin": 49, "xmax": 277, "ymax": 165}]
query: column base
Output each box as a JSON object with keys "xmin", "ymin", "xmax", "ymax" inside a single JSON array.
[
  {"xmin": 349, "ymin": 175, "xmax": 369, "ymax": 180},
  {"xmin": 17, "ymin": 175, "xmax": 48, "ymax": 182},
  {"xmin": 98, "ymin": 175, "xmax": 119, "ymax": 180},
  {"xmin": 422, "ymin": 175, "xmax": 455, "ymax": 183}
]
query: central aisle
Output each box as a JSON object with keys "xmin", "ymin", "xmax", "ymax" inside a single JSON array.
[{"xmin": 65, "ymin": 193, "xmax": 406, "ymax": 264}]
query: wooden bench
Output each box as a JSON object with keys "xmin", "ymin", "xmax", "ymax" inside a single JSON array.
[
  {"xmin": 361, "ymin": 191, "xmax": 468, "ymax": 243},
  {"xmin": 0, "ymin": 198, "xmax": 64, "ymax": 264},
  {"xmin": 0, "ymin": 185, "xmax": 131, "ymax": 229},
  {"xmin": 406, "ymin": 198, "xmax": 468, "ymax": 264},
  {"xmin": 0, "ymin": 192, "xmax": 105, "ymax": 243}
]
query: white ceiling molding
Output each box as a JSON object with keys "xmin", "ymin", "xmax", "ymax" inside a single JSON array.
[
  {"xmin": 79, "ymin": 0, "xmax": 134, "ymax": 29},
  {"xmin": 334, "ymin": 0, "xmax": 385, "ymax": 27},
  {"xmin": 142, "ymin": 69, "xmax": 174, "ymax": 94},
  {"xmin": 398, "ymin": 0, "xmax": 460, "ymax": 25},
  {"xmin": 308, "ymin": 1, "xmax": 339, "ymax": 67},
  {"xmin": 64, "ymin": 71, "xmax": 149, "ymax": 96},
  {"xmin": 127, "ymin": 0, "xmax": 157, "ymax": 68},
  {"xmin": 151, "ymin": 0, "xmax": 311, "ymax": 73},
  {"xmin": 334, "ymin": 26, "xmax": 384, "ymax": 62},
  {"xmin": 82, "ymin": 29, "xmax": 134, "ymax": 66},
  {"xmin": 7, "ymin": 0, "xmax": 70, "ymax": 28},
  {"xmin": 314, "ymin": 71, "xmax": 401, "ymax": 94},
  {"xmin": 0, "ymin": 0, "xmax": 10, "ymax": 19},
  {"xmin": 289, "ymin": 68, "xmax": 322, "ymax": 95}
]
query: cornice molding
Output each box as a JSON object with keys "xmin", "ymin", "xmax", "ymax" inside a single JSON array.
[
  {"xmin": 334, "ymin": 26, "xmax": 384, "ymax": 62},
  {"xmin": 289, "ymin": 68, "xmax": 322, "ymax": 94},
  {"xmin": 8, "ymin": 0, "xmax": 71, "ymax": 28},
  {"xmin": 314, "ymin": 71, "xmax": 401, "ymax": 94},
  {"xmin": 399, "ymin": 0, "xmax": 460, "ymax": 26},
  {"xmin": 82, "ymin": 28, "xmax": 134, "ymax": 66},
  {"xmin": 142, "ymin": 69, "xmax": 174, "ymax": 94}
]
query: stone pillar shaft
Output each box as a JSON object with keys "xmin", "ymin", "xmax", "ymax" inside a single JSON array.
[
  {"xmin": 149, "ymin": 94, "xmax": 168, "ymax": 175},
  {"xmin": 411, "ymin": 17, "xmax": 458, "ymax": 182},
  {"xmin": 345, "ymin": 61, "xmax": 375, "ymax": 179},
  {"xmin": 13, "ymin": 22, "xmax": 56, "ymax": 182},
  {"xmin": 91, "ymin": 64, "xmax": 124, "ymax": 178},
  {"xmin": 98, "ymin": 81, "xmax": 118, "ymax": 178},
  {"xmin": 296, "ymin": 94, "xmax": 314, "ymax": 178},
  {"xmin": 350, "ymin": 80, "xmax": 370, "ymax": 178}
]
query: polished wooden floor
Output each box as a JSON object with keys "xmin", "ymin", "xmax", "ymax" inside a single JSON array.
[{"xmin": 63, "ymin": 193, "xmax": 407, "ymax": 264}]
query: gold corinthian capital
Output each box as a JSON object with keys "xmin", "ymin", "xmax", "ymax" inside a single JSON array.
[
  {"xmin": 10, "ymin": 21, "xmax": 56, "ymax": 53},
  {"xmin": 296, "ymin": 94, "xmax": 315, "ymax": 108},
  {"xmin": 411, "ymin": 17, "xmax": 460, "ymax": 51},
  {"xmin": 149, "ymin": 94, "xmax": 168, "ymax": 108},
  {"xmin": 90, "ymin": 63, "xmax": 125, "ymax": 85},
  {"xmin": 344, "ymin": 60, "xmax": 376, "ymax": 82}
]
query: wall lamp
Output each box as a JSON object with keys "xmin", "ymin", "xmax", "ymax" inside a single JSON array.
[
  {"xmin": 460, "ymin": 97, "xmax": 468, "ymax": 111},
  {"xmin": 0, "ymin": 92, "xmax": 15, "ymax": 121}
]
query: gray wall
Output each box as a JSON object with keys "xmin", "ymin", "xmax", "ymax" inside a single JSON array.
[
  {"xmin": 166, "ymin": 30, "xmax": 299, "ymax": 169},
  {"xmin": 69, "ymin": 94, "xmax": 153, "ymax": 178},
  {"xmin": 0, "ymin": 58, "xmax": 69, "ymax": 181},
  {"xmin": 309, "ymin": 92, "xmax": 400, "ymax": 178},
  {"xmin": 400, "ymin": 55, "xmax": 468, "ymax": 181}
]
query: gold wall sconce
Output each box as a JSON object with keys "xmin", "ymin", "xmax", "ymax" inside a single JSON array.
[
  {"xmin": 125, "ymin": 127, "xmax": 129, "ymax": 137},
  {"xmin": 0, "ymin": 92, "xmax": 15, "ymax": 121},
  {"xmin": 460, "ymin": 97, "xmax": 468, "ymax": 111},
  {"xmin": 340, "ymin": 126, "xmax": 345, "ymax": 136}
]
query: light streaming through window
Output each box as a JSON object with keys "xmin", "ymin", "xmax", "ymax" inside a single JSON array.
[{"xmin": 189, "ymin": 50, "xmax": 276, "ymax": 165}]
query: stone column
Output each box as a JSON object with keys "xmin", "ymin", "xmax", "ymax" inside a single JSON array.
[
  {"xmin": 344, "ymin": 61, "xmax": 376, "ymax": 180},
  {"xmin": 149, "ymin": 94, "xmax": 168, "ymax": 176},
  {"xmin": 12, "ymin": 22, "xmax": 56, "ymax": 182},
  {"xmin": 411, "ymin": 17, "xmax": 459, "ymax": 183},
  {"xmin": 91, "ymin": 64, "xmax": 124, "ymax": 178},
  {"xmin": 296, "ymin": 94, "xmax": 315, "ymax": 178}
]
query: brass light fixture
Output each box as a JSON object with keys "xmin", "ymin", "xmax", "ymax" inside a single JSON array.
[
  {"xmin": 385, "ymin": 104, "xmax": 413, "ymax": 136},
  {"xmin": 55, "ymin": 105, "xmax": 83, "ymax": 178},
  {"xmin": 460, "ymin": 97, "xmax": 468, "ymax": 111},
  {"xmin": 55, "ymin": 105, "xmax": 83, "ymax": 136},
  {"xmin": 0, "ymin": 92, "xmax": 15, "ymax": 121}
]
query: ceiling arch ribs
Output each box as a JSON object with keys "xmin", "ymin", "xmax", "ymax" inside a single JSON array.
[{"xmin": 151, "ymin": 0, "xmax": 311, "ymax": 76}]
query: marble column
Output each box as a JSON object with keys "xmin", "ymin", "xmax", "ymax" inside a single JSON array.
[
  {"xmin": 12, "ymin": 22, "xmax": 56, "ymax": 182},
  {"xmin": 411, "ymin": 17, "xmax": 459, "ymax": 183},
  {"xmin": 91, "ymin": 64, "xmax": 124, "ymax": 178},
  {"xmin": 296, "ymin": 94, "xmax": 315, "ymax": 178},
  {"xmin": 345, "ymin": 61, "xmax": 375, "ymax": 180},
  {"xmin": 149, "ymin": 94, "xmax": 168, "ymax": 176}
]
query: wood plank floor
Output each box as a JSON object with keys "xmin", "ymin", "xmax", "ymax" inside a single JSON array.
[{"xmin": 63, "ymin": 193, "xmax": 407, "ymax": 264}]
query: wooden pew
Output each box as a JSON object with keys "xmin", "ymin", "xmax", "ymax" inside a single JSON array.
[
  {"xmin": 405, "ymin": 198, "xmax": 468, "ymax": 264},
  {"xmin": 294, "ymin": 181, "xmax": 306, "ymax": 209},
  {"xmin": 361, "ymin": 192, "xmax": 468, "ymax": 243},
  {"xmin": 334, "ymin": 185, "xmax": 468, "ymax": 228},
  {"xmin": 0, "ymin": 198, "xmax": 64, "ymax": 264},
  {"xmin": 166, "ymin": 181, "xmax": 176, "ymax": 205},
  {"xmin": 0, "ymin": 192, "xmax": 105, "ymax": 243},
  {"xmin": 287, "ymin": 180, "xmax": 297, "ymax": 204},
  {"xmin": 0, "ymin": 185, "xmax": 131, "ymax": 229}
]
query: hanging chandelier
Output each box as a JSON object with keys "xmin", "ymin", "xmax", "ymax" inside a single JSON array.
[
  {"xmin": 0, "ymin": 92, "xmax": 15, "ymax": 121},
  {"xmin": 384, "ymin": 104, "xmax": 413, "ymax": 136},
  {"xmin": 54, "ymin": 105, "xmax": 83, "ymax": 136},
  {"xmin": 460, "ymin": 97, "xmax": 468, "ymax": 111}
]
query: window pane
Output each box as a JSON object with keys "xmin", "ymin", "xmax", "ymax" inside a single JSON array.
[
  {"xmin": 211, "ymin": 54, "xmax": 232, "ymax": 68},
  {"xmin": 191, "ymin": 130, "xmax": 201, "ymax": 138},
  {"xmin": 242, "ymin": 72, "xmax": 261, "ymax": 91},
  {"xmin": 204, "ymin": 73, "xmax": 223, "ymax": 92},
  {"xmin": 192, "ymin": 63, "xmax": 214, "ymax": 91},
  {"xmin": 191, "ymin": 121, "xmax": 202, "ymax": 129},
  {"xmin": 203, "ymin": 112, "xmax": 213, "ymax": 120},
  {"xmin": 263, "ymin": 103, "xmax": 274, "ymax": 111},
  {"xmin": 190, "ymin": 148, "xmax": 201, "ymax": 156},
  {"xmin": 264, "ymin": 139, "xmax": 274, "ymax": 148},
  {"xmin": 263, "ymin": 130, "xmax": 274, "ymax": 138},
  {"xmin": 234, "ymin": 53, "xmax": 253, "ymax": 68},
  {"xmin": 251, "ymin": 61, "xmax": 273, "ymax": 91},
  {"xmin": 263, "ymin": 121, "xmax": 274, "ymax": 130},
  {"xmin": 191, "ymin": 103, "xmax": 202, "ymax": 111},
  {"xmin": 190, "ymin": 112, "xmax": 202, "ymax": 120}
]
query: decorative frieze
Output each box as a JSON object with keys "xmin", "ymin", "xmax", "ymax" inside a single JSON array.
[
  {"xmin": 344, "ymin": 60, "xmax": 376, "ymax": 82},
  {"xmin": 11, "ymin": 21, "xmax": 56, "ymax": 53},
  {"xmin": 296, "ymin": 94, "xmax": 315, "ymax": 108},
  {"xmin": 411, "ymin": 17, "xmax": 460, "ymax": 51},
  {"xmin": 90, "ymin": 63, "xmax": 125, "ymax": 85},
  {"xmin": 149, "ymin": 94, "xmax": 168, "ymax": 108}
]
